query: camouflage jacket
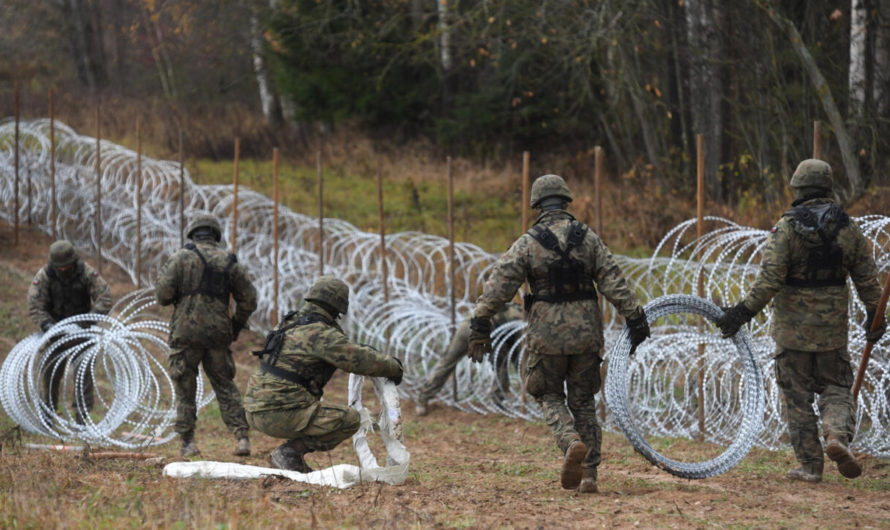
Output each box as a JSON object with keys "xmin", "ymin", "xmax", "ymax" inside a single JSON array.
[
  {"xmin": 742, "ymin": 198, "xmax": 882, "ymax": 351},
  {"xmin": 243, "ymin": 302, "xmax": 402, "ymax": 424},
  {"xmin": 28, "ymin": 260, "xmax": 112, "ymax": 329},
  {"xmin": 155, "ymin": 236, "xmax": 257, "ymax": 349},
  {"xmin": 472, "ymin": 210, "xmax": 642, "ymax": 356}
]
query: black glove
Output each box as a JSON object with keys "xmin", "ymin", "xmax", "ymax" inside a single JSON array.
[
  {"xmin": 387, "ymin": 357, "xmax": 404, "ymax": 386},
  {"xmin": 716, "ymin": 302, "xmax": 756, "ymax": 339},
  {"xmin": 232, "ymin": 319, "xmax": 245, "ymax": 341},
  {"xmin": 40, "ymin": 319, "xmax": 55, "ymax": 332},
  {"xmin": 866, "ymin": 310, "xmax": 887, "ymax": 343},
  {"xmin": 626, "ymin": 309, "xmax": 651, "ymax": 356},
  {"xmin": 467, "ymin": 317, "xmax": 493, "ymax": 363}
]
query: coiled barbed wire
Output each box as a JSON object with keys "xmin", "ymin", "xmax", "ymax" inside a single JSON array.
[
  {"xmin": 605, "ymin": 295, "xmax": 765, "ymax": 478},
  {"xmin": 1, "ymin": 119, "xmax": 889, "ymax": 456},
  {"xmin": 0, "ymin": 289, "xmax": 213, "ymax": 446}
]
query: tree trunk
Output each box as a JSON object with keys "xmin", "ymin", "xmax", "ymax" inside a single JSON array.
[
  {"xmin": 250, "ymin": 6, "xmax": 283, "ymax": 124},
  {"xmin": 437, "ymin": 0, "xmax": 453, "ymax": 111},
  {"xmin": 850, "ymin": 0, "xmax": 868, "ymax": 117}
]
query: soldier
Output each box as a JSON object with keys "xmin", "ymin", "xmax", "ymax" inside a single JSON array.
[
  {"xmin": 156, "ymin": 214, "xmax": 258, "ymax": 457},
  {"xmin": 717, "ymin": 159, "xmax": 886, "ymax": 483},
  {"xmin": 468, "ymin": 175, "xmax": 650, "ymax": 494},
  {"xmin": 28, "ymin": 240, "xmax": 112, "ymax": 423},
  {"xmin": 415, "ymin": 303, "xmax": 522, "ymax": 416},
  {"xmin": 243, "ymin": 276, "xmax": 403, "ymax": 472}
]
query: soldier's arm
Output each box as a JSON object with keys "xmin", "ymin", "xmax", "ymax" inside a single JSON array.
[
  {"xmin": 154, "ymin": 253, "xmax": 180, "ymax": 307},
  {"xmin": 472, "ymin": 239, "xmax": 528, "ymax": 319},
  {"xmin": 742, "ymin": 222, "xmax": 790, "ymax": 313},
  {"xmin": 27, "ymin": 269, "xmax": 54, "ymax": 330},
  {"xmin": 320, "ymin": 331, "xmax": 402, "ymax": 378},
  {"xmin": 590, "ymin": 234, "xmax": 641, "ymax": 319},
  {"xmin": 84, "ymin": 265, "xmax": 112, "ymax": 315},
  {"xmin": 846, "ymin": 222, "xmax": 882, "ymax": 311},
  {"xmin": 230, "ymin": 262, "xmax": 258, "ymax": 325}
]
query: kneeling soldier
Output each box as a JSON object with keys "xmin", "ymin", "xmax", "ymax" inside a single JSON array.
[{"xmin": 244, "ymin": 276, "xmax": 404, "ymax": 472}]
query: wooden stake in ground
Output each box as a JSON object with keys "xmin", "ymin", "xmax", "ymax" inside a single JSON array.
[
  {"xmin": 231, "ymin": 138, "xmax": 240, "ymax": 252},
  {"xmin": 179, "ymin": 129, "xmax": 185, "ymax": 248},
  {"xmin": 50, "ymin": 89, "xmax": 57, "ymax": 239},
  {"xmin": 813, "ymin": 120, "xmax": 822, "ymax": 159},
  {"xmin": 136, "ymin": 121, "xmax": 143, "ymax": 289},
  {"xmin": 594, "ymin": 145, "xmax": 607, "ymax": 422},
  {"xmin": 447, "ymin": 156, "xmax": 458, "ymax": 400},
  {"xmin": 95, "ymin": 105, "xmax": 103, "ymax": 275},
  {"xmin": 852, "ymin": 273, "xmax": 890, "ymax": 401},
  {"xmin": 13, "ymin": 81, "xmax": 19, "ymax": 246},
  {"xmin": 377, "ymin": 159, "xmax": 390, "ymax": 352},
  {"xmin": 696, "ymin": 133, "xmax": 706, "ymax": 439},
  {"xmin": 317, "ymin": 150, "xmax": 324, "ymax": 276},
  {"xmin": 273, "ymin": 147, "xmax": 280, "ymax": 326},
  {"xmin": 521, "ymin": 151, "xmax": 530, "ymax": 232}
]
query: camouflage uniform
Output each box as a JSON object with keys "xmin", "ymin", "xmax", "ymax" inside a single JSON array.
[
  {"xmin": 739, "ymin": 198, "xmax": 881, "ymax": 472},
  {"xmin": 243, "ymin": 301, "xmax": 402, "ymax": 453},
  {"xmin": 28, "ymin": 242, "xmax": 112, "ymax": 418},
  {"xmin": 472, "ymin": 208, "xmax": 643, "ymax": 479},
  {"xmin": 155, "ymin": 229, "xmax": 257, "ymax": 446}
]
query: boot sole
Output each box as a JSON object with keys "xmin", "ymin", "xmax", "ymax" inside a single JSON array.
[
  {"xmin": 826, "ymin": 441, "xmax": 862, "ymax": 479},
  {"xmin": 560, "ymin": 441, "xmax": 588, "ymax": 490}
]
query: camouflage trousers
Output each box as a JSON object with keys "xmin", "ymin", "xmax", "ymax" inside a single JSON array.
[
  {"xmin": 168, "ymin": 346, "xmax": 249, "ymax": 439},
  {"xmin": 775, "ymin": 347, "xmax": 856, "ymax": 466},
  {"xmin": 526, "ymin": 351, "xmax": 602, "ymax": 470},
  {"xmin": 246, "ymin": 403, "xmax": 360, "ymax": 453},
  {"xmin": 42, "ymin": 337, "xmax": 94, "ymax": 417},
  {"xmin": 418, "ymin": 322, "xmax": 511, "ymax": 402}
]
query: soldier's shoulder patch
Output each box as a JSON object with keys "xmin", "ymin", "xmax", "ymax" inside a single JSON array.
[
  {"xmin": 92, "ymin": 271, "xmax": 98, "ymax": 277},
  {"xmin": 770, "ymin": 226, "xmax": 778, "ymax": 233},
  {"xmin": 32, "ymin": 279, "xmax": 39, "ymax": 285}
]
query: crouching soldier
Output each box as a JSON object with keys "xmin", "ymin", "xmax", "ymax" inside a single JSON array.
[{"xmin": 244, "ymin": 276, "xmax": 404, "ymax": 472}]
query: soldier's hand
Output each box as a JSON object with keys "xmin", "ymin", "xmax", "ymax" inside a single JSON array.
[
  {"xmin": 716, "ymin": 302, "xmax": 756, "ymax": 339},
  {"xmin": 626, "ymin": 308, "xmax": 651, "ymax": 356},
  {"xmin": 387, "ymin": 357, "xmax": 404, "ymax": 385},
  {"xmin": 865, "ymin": 310, "xmax": 887, "ymax": 343},
  {"xmin": 467, "ymin": 317, "xmax": 493, "ymax": 363}
]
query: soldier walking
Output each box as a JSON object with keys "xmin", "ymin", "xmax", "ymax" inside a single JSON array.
[
  {"xmin": 28, "ymin": 240, "xmax": 112, "ymax": 423},
  {"xmin": 717, "ymin": 159, "xmax": 886, "ymax": 483},
  {"xmin": 244, "ymin": 276, "xmax": 403, "ymax": 472},
  {"xmin": 156, "ymin": 214, "xmax": 258, "ymax": 457},
  {"xmin": 467, "ymin": 175, "xmax": 650, "ymax": 493}
]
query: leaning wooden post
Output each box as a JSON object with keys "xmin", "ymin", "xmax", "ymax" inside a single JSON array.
[
  {"xmin": 136, "ymin": 120, "xmax": 143, "ymax": 289},
  {"xmin": 594, "ymin": 145, "xmax": 608, "ymax": 422},
  {"xmin": 521, "ymin": 151, "xmax": 530, "ymax": 232},
  {"xmin": 272, "ymin": 147, "xmax": 280, "ymax": 326},
  {"xmin": 447, "ymin": 156, "xmax": 458, "ymax": 400},
  {"xmin": 179, "ymin": 129, "xmax": 185, "ymax": 248},
  {"xmin": 95, "ymin": 105, "xmax": 103, "ymax": 275},
  {"xmin": 377, "ymin": 159, "xmax": 390, "ymax": 352},
  {"xmin": 852, "ymin": 273, "xmax": 890, "ymax": 401},
  {"xmin": 317, "ymin": 150, "xmax": 324, "ymax": 276},
  {"xmin": 49, "ymin": 89, "xmax": 57, "ymax": 239},
  {"xmin": 813, "ymin": 120, "xmax": 822, "ymax": 159},
  {"xmin": 13, "ymin": 81, "xmax": 19, "ymax": 246},
  {"xmin": 231, "ymin": 138, "xmax": 240, "ymax": 252},
  {"xmin": 696, "ymin": 133, "xmax": 706, "ymax": 439}
]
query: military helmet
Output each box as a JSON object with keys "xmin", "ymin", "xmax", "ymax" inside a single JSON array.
[
  {"xmin": 49, "ymin": 240, "xmax": 78, "ymax": 267},
  {"xmin": 530, "ymin": 174, "xmax": 573, "ymax": 208},
  {"xmin": 186, "ymin": 213, "xmax": 222, "ymax": 241},
  {"xmin": 305, "ymin": 276, "xmax": 350, "ymax": 315},
  {"xmin": 790, "ymin": 159, "xmax": 833, "ymax": 190}
]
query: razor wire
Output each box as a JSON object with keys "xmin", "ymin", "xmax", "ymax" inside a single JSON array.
[
  {"xmin": 2, "ymin": 119, "xmax": 890, "ymax": 457},
  {"xmin": 0, "ymin": 288, "xmax": 214, "ymax": 447}
]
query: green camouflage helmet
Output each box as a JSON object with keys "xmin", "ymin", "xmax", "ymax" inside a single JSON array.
[
  {"xmin": 49, "ymin": 240, "xmax": 78, "ymax": 267},
  {"xmin": 790, "ymin": 159, "xmax": 833, "ymax": 190},
  {"xmin": 530, "ymin": 174, "xmax": 573, "ymax": 208},
  {"xmin": 305, "ymin": 276, "xmax": 349, "ymax": 315},
  {"xmin": 187, "ymin": 213, "xmax": 222, "ymax": 241}
]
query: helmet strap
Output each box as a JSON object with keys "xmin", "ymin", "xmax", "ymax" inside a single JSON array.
[
  {"xmin": 189, "ymin": 227, "xmax": 221, "ymax": 242},
  {"xmin": 537, "ymin": 197, "xmax": 567, "ymax": 211},
  {"xmin": 793, "ymin": 186, "xmax": 830, "ymax": 203}
]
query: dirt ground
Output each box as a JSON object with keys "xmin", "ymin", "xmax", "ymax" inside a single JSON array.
[{"xmin": 1, "ymin": 222, "xmax": 889, "ymax": 528}]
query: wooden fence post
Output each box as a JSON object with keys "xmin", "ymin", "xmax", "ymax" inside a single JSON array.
[
  {"xmin": 13, "ymin": 81, "xmax": 19, "ymax": 246},
  {"xmin": 136, "ymin": 120, "xmax": 143, "ymax": 289},
  {"xmin": 179, "ymin": 129, "xmax": 185, "ymax": 248},
  {"xmin": 95, "ymin": 104, "xmax": 102, "ymax": 274},
  {"xmin": 696, "ymin": 133, "xmax": 706, "ymax": 440},
  {"xmin": 813, "ymin": 120, "xmax": 822, "ymax": 159},
  {"xmin": 231, "ymin": 138, "xmax": 240, "ymax": 251},
  {"xmin": 50, "ymin": 89, "xmax": 56, "ymax": 239},
  {"xmin": 273, "ymin": 147, "xmax": 280, "ymax": 326},
  {"xmin": 317, "ymin": 150, "xmax": 324, "ymax": 276}
]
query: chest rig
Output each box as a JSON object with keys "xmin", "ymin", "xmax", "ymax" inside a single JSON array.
[
  {"xmin": 782, "ymin": 203, "xmax": 850, "ymax": 288},
  {"xmin": 46, "ymin": 263, "xmax": 91, "ymax": 320},
  {"xmin": 182, "ymin": 243, "xmax": 237, "ymax": 304},
  {"xmin": 524, "ymin": 220, "xmax": 597, "ymax": 311}
]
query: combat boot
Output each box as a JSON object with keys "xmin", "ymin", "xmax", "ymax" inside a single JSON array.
[
  {"xmin": 560, "ymin": 440, "xmax": 588, "ymax": 490},
  {"xmin": 825, "ymin": 439, "xmax": 862, "ymax": 479},
  {"xmin": 269, "ymin": 439, "xmax": 313, "ymax": 473},
  {"xmin": 786, "ymin": 462, "xmax": 823, "ymax": 483},
  {"xmin": 578, "ymin": 467, "xmax": 598, "ymax": 493},
  {"xmin": 233, "ymin": 437, "xmax": 250, "ymax": 457},
  {"xmin": 415, "ymin": 396, "xmax": 429, "ymax": 417},
  {"xmin": 180, "ymin": 432, "xmax": 200, "ymax": 457}
]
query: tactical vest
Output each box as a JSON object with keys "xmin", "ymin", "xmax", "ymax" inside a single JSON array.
[
  {"xmin": 252, "ymin": 311, "xmax": 336, "ymax": 398},
  {"xmin": 524, "ymin": 220, "xmax": 597, "ymax": 311},
  {"xmin": 782, "ymin": 203, "xmax": 850, "ymax": 288},
  {"xmin": 45, "ymin": 262, "xmax": 91, "ymax": 320},
  {"xmin": 182, "ymin": 243, "xmax": 237, "ymax": 304}
]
